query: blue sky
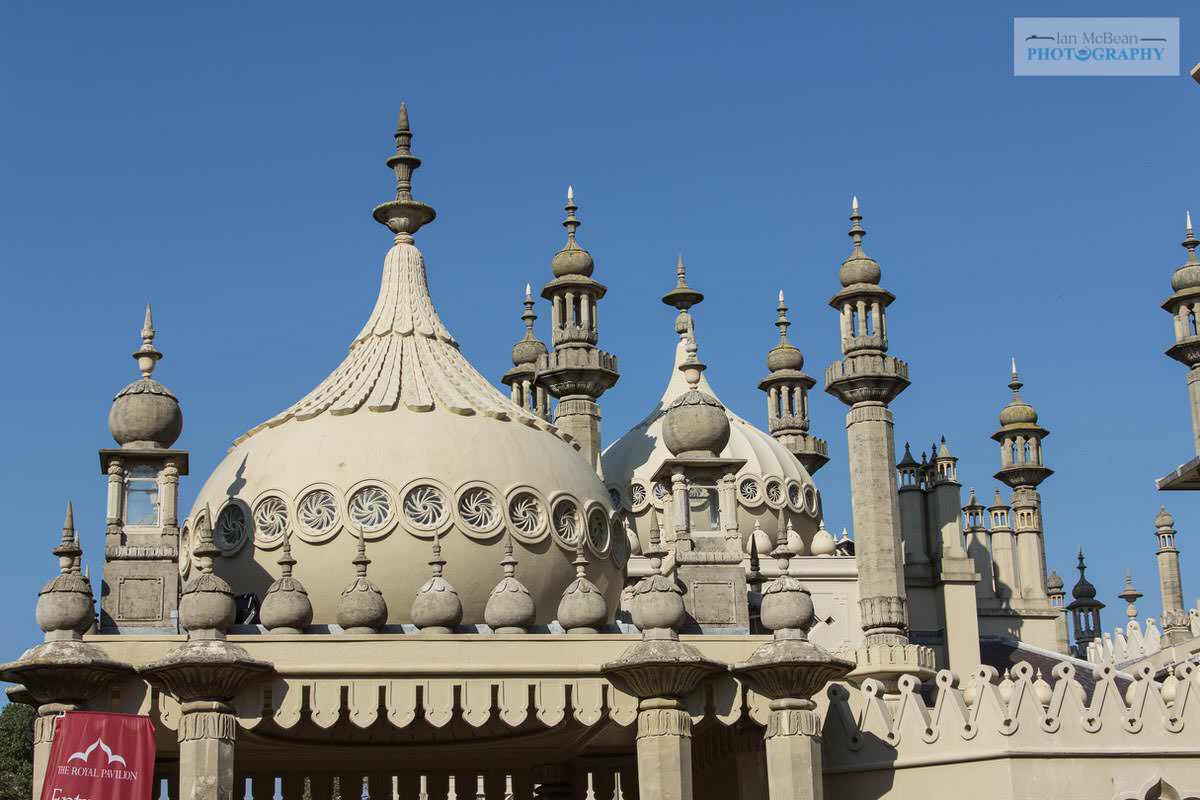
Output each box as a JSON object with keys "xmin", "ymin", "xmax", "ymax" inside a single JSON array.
[{"xmin": 0, "ymin": 1, "xmax": 1196, "ymax": 655}]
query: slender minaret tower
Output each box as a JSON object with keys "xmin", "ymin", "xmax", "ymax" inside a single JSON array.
[
  {"xmin": 824, "ymin": 197, "xmax": 914, "ymax": 653},
  {"xmin": 537, "ymin": 187, "xmax": 619, "ymax": 471},
  {"xmin": 1067, "ymin": 549, "xmax": 1104, "ymax": 656},
  {"xmin": 758, "ymin": 289, "xmax": 829, "ymax": 474},
  {"xmin": 992, "ymin": 360, "xmax": 1053, "ymax": 605},
  {"xmin": 1046, "ymin": 568, "xmax": 1070, "ymax": 654},
  {"xmin": 962, "ymin": 488, "xmax": 995, "ymax": 600},
  {"xmin": 1162, "ymin": 211, "xmax": 1200, "ymax": 456},
  {"xmin": 987, "ymin": 489, "xmax": 1019, "ymax": 601},
  {"xmin": 1153, "ymin": 506, "xmax": 1189, "ymax": 644},
  {"xmin": 502, "ymin": 285, "xmax": 550, "ymax": 419}
]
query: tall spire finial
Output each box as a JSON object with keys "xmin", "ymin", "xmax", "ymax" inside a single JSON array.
[
  {"xmin": 353, "ymin": 527, "xmax": 370, "ymax": 578},
  {"xmin": 563, "ymin": 185, "xmax": 580, "ymax": 243},
  {"xmin": 662, "ymin": 254, "xmax": 705, "ymax": 327},
  {"xmin": 53, "ymin": 500, "xmax": 81, "ymax": 574},
  {"xmin": 373, "ymin": 102, "xmax": 436, "ymax": 237},
  {"xmin": 1008, "ymin": 357, "xmax": 1023, "ymax": 395},
  {"xmin": 775, "ymin": 289, "xmax": 792, "ymax": 346},
  {"xmin": 133, "ymin": 303, "xmax": 163, "ymax": 378},
  {"xmin": 278, "ymin": 530, "xmax": 296, "ymax": 578},
  {"xmin": 520, "ymin": 285, "xmax": 537, "ymax": 337},
  {"xmin": 1184, "ymin": 209, "xmax": 1199, "ymax": 264},
  {"xmin": 849, "ymin": 195, "xmax": 865, "ymax": 253}
]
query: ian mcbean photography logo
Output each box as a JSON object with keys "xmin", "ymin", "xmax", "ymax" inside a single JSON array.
[{"xmin": 1014, "ymin": 18, "xmax": 1179, "ymax": 76}]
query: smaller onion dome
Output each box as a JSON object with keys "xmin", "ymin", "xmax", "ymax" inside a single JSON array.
[
  {"xmin": 411, "ymin": 534, "xmax": 462, "ymax": 633},
  {"xmin": 1070, "ymin": 548, "xmax": 1098, "ymax": 601},
  {"xmin": 747, "ymin": 520, "xmax": 774, "ymax": 560},
  {"xmin": 1155, "ymin": 505, "xmax": 1175, "ymax": 529},
  {"xmin": 557, "ymin": 540, "xmax": 608, "ymax": 633},
  {"xmin": 484, "ymin": 534, "xmax": 535, "ymax": 634},
  {"xmin": 998, "ymin": 359, "xmax": 1039, "ymax": 426},
  {"xmin": 785, "ymin": 519, "xmax": 805, "ymax": 555},
  {"xmin": 765, "ymin": 290, "xmax": 804, "ymax": 372},
  {"xmin": 337, "ymin": 532, "xmax": 388, "ymax": 633},
  {"xmin": 511, "ymin": 285, "xmax": 548, "ymax": 366},
  {"xmin": 662, "ymin": 334, "xmax": 731, "ymax": 458},
  {"xmin": 838, "ymin": 197, "xmax": 881, "ymax": 287},
  {"xmin": 179, "ymin": 512, "xmax": 236, "ymax": 637},
  {"xmin": 629, "ymin": 527, "xmax": 684, "ymax": 633},
  {"xmin": 260, "ymin": 533, "xmax": 312, "ymax": 634},
  {"xmin": 549, "ymin": 186, "xmax": 594, "ymax": 277},
  {"xmin": 1171, "ymin": 211, "xmax": 1200, "ymax": 291},
  {"xmin": 36, "ymin": 502, "xmax": 94, "ymax": 639},
  {"xmin": 1046, "ymin": 568, "xmax": 1064, "ymax": 593},
  {"xmin": 108, "ymin": 305, "xmax": 183, "ymax": 449},
  {"xmin": 810, "ymin": 518, "xmax": 836, "ymax": 557}
]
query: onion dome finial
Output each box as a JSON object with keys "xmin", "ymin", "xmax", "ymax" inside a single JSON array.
[
  {"xmin": 1071, "ymin": 547, "xmax": 1099, "ymax": 601},
  {"xmin": 1046, "ymin": 568, "xmax": 1064, "ymax": 593},
  {"xmin": 1173, "ymin": 210, "xmax": 1200, "ymax": 290},
  {"xmin": 485, "ymin": 532, "xmax": 536, "ymax": 633},
  {"xmin": 810, "ymin": 517, "xmax": 837, "ymax": 557},
  {"xmin": 1155, "ymin": 504, "xmax": 1175, "ymax": 529},
  {"xmin": 109, "ymin": 304, "xmax": 183, "ymax": 449},
  {"xmin": 511, "ymin": 284, "xmax": 548, "ymax": 366},
  {"xmin": 372, "ymin": 102, "xmax": 437, "ymax": 238},
  {"xmin": 178, "ymin": 508, "xmax": 236, "ymax": 637},
  {"xmin": 549, "ymin": 185, "xmax": 595, "ymax": 277},
  {"xmin": 663, "ymin": 315, "xmax": 731, "ymax": 458},
  {"xmin": 629, "ymin": 518, "xmax": 684, "ymax": 634},
  {"xmin": 557, "ymin": 538, "xmax": 607, "ymax": 633},
  {"xmin": 36, "ymin": 501, "xmax": 94, "ymax": 639},
  {"xmin": 337, "ymin": 529, "xmax": 388, "ymax": 633},
  {"xmin": 759, "ymin": 509, "xmax": 816, "ymax": 636},
  {"xmin": 838, "ymin": 195, "xmax": 882, "ymax": 287},
  {"xmin": 998, "ymin": 358, "xmax": 1039, "ymax": 426},
  {"xmin": 411, "ymin": 531, "xmax": 463, "ymax": 633},
  {"xmin": 765, "ymin": 289, "xmax": 805, "ymax": 372},
  {"xmin": 261, "ymin": 531, "xmax": 313, "ymax": 634}
]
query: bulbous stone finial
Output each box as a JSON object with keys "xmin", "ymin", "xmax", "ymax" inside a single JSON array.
[
  {"xmin": 550, "ymin": 186, "xmax": 595, "ymax": 277},
  {"xmin": 1172, "ymin": 209, "xmax": 1200, "ymax": 291},
  {"xmin": 484, "ymin": 533, "xmax": 535, "ymax": 633},
  {"xmin": 412, "ymin": 532, "xmax": 462, "ymax": 633},
  {"xmin": 108, "ymin": 304, "xmax": 183, "ymax": 449},
  {"xmin": 36, "ymin": 501, "xmax": 94, "ymax": 640},
  {"xmin": 261, "ymin": 532, "xmax": 313, "ymax": 634},
  {"xmin": 810, "ymin": 518, "xmax": 837, "ymax": 557},
  {"xmin": 838, "ymin": 196, "xmax": 882, "ymax": 287},
  {"xmin": 758, "ymin": 530, "xmax": 816, "ymax": 638},
  {"xmin": 511, "ymin": 284, "xmax": 548, "ymax": 366},
  {"xmin": 178, "ymin": 509, "xmax": 236, "ymax": 638},
  {"xmin": 662, "ymin": 318, "xmax": 731, "ymax": 458},
  {"xmin": 766, "ymin": 289, "xmax": 805, "ymax": 372},
  {"xmin": 337, "ymin": 530, "xmax": 388, "ymax": 633},
  {"xmin": 557, "ymin": 539, "xmax": 607, "ymax": 633},
  {"xmin": 629, "ymin": 523, "xmax": 684, "ymax": 634},
  {"xmin": 998, "ymin": 358, "xmax": 1039, "ymax": 426}
]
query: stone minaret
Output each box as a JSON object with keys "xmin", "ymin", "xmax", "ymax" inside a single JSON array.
[
  {"xmin": 1153, "ymin": 506, "xmax": 1189, "ymax": 644},
  {"xmin": 823, "ymin": 198, "xmax": 913, "ymax": 651},
  {"xmin": 759, "ymin": 289, "xmax": 829, "ymax": 474},
  {"xmin": 502, "ymin": 284, "xmax": 550, "ymax": 419},
  {"xmin": 100, "ymin": 305, "xmax": 188, "ymax": 633},
  {"xmin": 1067, "ymin": 549, "xmax": 1104, "ymax": 656},
  {"xmin": 992, "ymin": 360, "xmax": 1053, "ymax": 605},
  {"xmin": 1162, "ymin": 212, "xmax": 1200, "ymax": 456},
  {"xmin": 537, "ymin": 187, "xmax": 619, "ymax": 471},
  {"xmin": 987, "ymin": 489, "xmax": 1018, "ymax": 601},
  {"xmin": 962, "ymin": 488, "xmax": 996, "ymax": 601}
]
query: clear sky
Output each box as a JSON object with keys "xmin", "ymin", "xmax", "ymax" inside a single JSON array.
[{"xmin": 0, "ymin": 1, "xmax": 1196, "ymax": 656}]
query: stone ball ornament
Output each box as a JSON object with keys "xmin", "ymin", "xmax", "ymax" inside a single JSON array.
[{"xmin": 108, "ymin": 378, "xmax": 183, "ymax": 449}]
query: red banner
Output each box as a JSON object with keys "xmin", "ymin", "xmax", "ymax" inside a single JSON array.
[{"xmin": 40, "ymin": 711, "xmax": 155, "ymax": 800}]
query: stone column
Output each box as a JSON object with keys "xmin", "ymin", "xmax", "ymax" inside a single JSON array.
[
  {"xmin": 764, "ymin": 701, "xmax": 823, "ymax": 800},
  {"xmin": 32, "ymin": 702, "xmax": 74, "ymax": 800},
  {"xmin": 1188, "ymin": 367, "xmax": 1200, "ymax": 456},
  {"xmin": 844, "ymin": 402, "xmax": 908, "ymax": 646},
  {"xmin": 1012, "ymin": 488, "xmax": 1048, "ymax": 602},
  {"xmin": 178, "ymin": 701, "xmax": 237, "ymax": 800},
  {"xmin": 635, "ymin": 697, "xmax": 694, "ymax": 800}
]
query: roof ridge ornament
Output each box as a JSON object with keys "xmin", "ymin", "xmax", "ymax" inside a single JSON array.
[
  {"xmin": 135, "ymin": 303, "xmax": 162, "ymax": 378},
  {"xmin": 372, "ymin": 102, "xmax": 437, "ymax": 239},
  {"xmin": 662, "ymin": 254, "xmax": 704, "ymax": 337}
]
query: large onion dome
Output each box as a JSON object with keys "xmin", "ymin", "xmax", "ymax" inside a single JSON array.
[{"xmin": 183, "ymin": 106, "xmax": 621, "ymax": 628}]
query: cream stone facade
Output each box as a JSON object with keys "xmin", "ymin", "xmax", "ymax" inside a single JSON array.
[{"xmin": 4, "ymin": 106, "xmax": 1200, "ymax": 800}]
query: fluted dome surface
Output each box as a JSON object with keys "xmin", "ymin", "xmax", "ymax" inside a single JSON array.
[
  {"xmin": 602, "ymin": 339, "xmax": 822, "ymax": 552},
  {"xmin": 185, "ymin": 238, "xmax": 622, "ymax": 626}
]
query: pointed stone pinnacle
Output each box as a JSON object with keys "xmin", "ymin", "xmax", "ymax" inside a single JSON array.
[
  {"xmin": 396, "ymin": 101, "xmax": 409, "ymax": 132},
  {"xmin": 778, "ymin": 288, "xmax": 784, "ymax": 304},
  {"xmin": 63, "ymin": 500, "xmax": 74, "ymax": 537},
  {"xmin": 851, "ymin": 195, "xmax": 858, "ymax": 212},
  {"xmin": 141, "ymin": 303, "xmax": 154, "ymax": 340},
  {"xmin": 567, "ymin": 184, "xmax": 574, "ymax": 203},
  {"xmin": 524, "ymin": 283, "xmax": 532, "ymax": 300},
  {"xmin": 1189, "ymin": 210, "xmax": 1193, "ymax": 233}
]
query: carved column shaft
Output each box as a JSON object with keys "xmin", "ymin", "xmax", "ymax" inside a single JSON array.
[
  {"xmin": 105, "ymin": 459, "xmax": 124, "ymax": 536},
  {"xmin": 161, "ymin": 461, "xmax": 180, "ymax": 533},
  {"xmin": 635, "ymin": 698, "xmax": 694, "ymax": 800},
  {"xmin": 764, "ymin": 702, "xmax": 823, "ymax": 800},
  {"xmin": 845, "ymin": 402, "xmax": 908, "ymax": 646},
  {"xmin": 178, "ymin": 701, "xmax": 237, "ymax": 800},
  {"xmin": 1188, "ymin": 366, "xmax": 1200, "ymax": 456},
  {"xmin": 552, "ymin": 395, "xmax": 602, "ymax": 471}
]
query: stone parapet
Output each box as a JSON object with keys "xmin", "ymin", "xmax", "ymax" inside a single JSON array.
[{"xmin": 824, "ymin": 354, "xmax": 909, "ymax": 406}]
